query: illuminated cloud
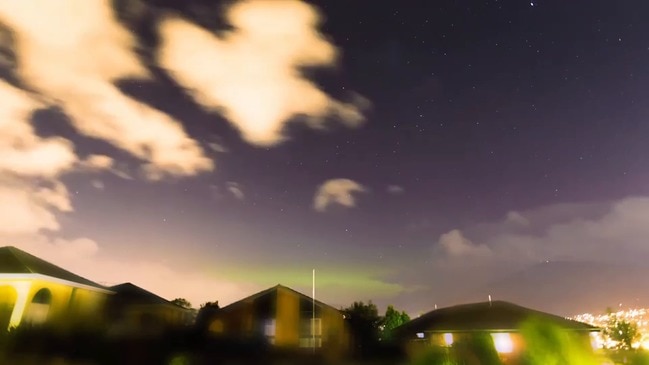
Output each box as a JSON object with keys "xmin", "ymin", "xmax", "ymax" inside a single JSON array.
[
  {"xmin": 0, "ymin": 0, "xmax": 213, "ymax": 179},
  {"xmin": 0, "ymin": 182, "xmax": 72, "ymax": 234},
  {"xmin": 80, "ymin": 154, "xmax": 114, "ymax": 171},
  {"xmin": 0, "ymin": 81, "xmax": 77, "ymax": 235},
  {"xmin": 0, "ymin": 81, "xmax": 77, "ymax": 178},
  {"xmin": 436, "ymin": 229, "xmax": 492, "ymax": 257},
  {"xmin": 227, "ymin": 181, "xmax": 245, "ymax": 200},
  {"xmin": 157, "ymin": 0, "xmax": 369, "ymax": 146},
  {"xmin": 313, "ymin": 178, "xmax": 366, "ymax": 212}
]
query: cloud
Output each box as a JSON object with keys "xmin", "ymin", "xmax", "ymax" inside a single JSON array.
[
  {"xmin": 313, "ymin": 178, "xmax": 366, "ymax": 212},
  {"xmin": 0, "ymin": 81, "xmax": 77, "ymax": 178},
  {"xmin": 436, "ymin": 229, "xmax": 492, "ymax": 258},
  {"xmin": 386, "ymin": 185, "xmax": 405, "ymax": 195},
  {"xmin": 226, "ymin": 181, "xmax": 245, "ymax": 200},
  {"xmin": 80, "ymin": 154, "xmax": 114, "ymax": 171},
  {"xmin": 157, "ymin": 0, "xmax": 369, "ymax": 146},
  {"xmin": 207, "ymin": 141, "xmax": 229, "ymax": 153},
  {"xmin": 0, "ymin": 0, "xmax": 213, "ymax": 179},
  {"xmin": 503, "ymin": 211, "xmax": 530, "ymax": 228},
  {"xmin": 433, "ymin": 196, "xmax": 649, "ymax": 264},
  {"xmin": 91, "ymin": 180, "xmax": 105, "ymax": 190},
  {"xmin": 0, "ymin": 81, "xmax": 77, "ymax": 235},
  {"xmin": 0, "ymin": 181, "xmax": 72, "ymax": 234}
]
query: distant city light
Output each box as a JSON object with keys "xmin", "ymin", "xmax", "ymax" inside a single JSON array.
[{"xmin": 572, "ymin": 308, "xmax": 649, "ymax": 349}]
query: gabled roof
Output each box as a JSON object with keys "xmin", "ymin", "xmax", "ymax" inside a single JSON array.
[
  {"xmin": 221, "ymin": 284, "xmax": 340, "ymax": 313},
  {"xmin": 0, "ymin": 246, "xmax": 107, "ymax": 290},
  {"xmin": 396, "ymin": 300, "xmax": 596, "ymax": 336},
  {"xmin": 109, "ymin": 282, "xmax": 185, "ymax": 309}
]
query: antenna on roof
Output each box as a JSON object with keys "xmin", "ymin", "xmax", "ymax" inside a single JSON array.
[
  {"xmin": 312, "ymin": 269, "xmax": 316, "ymax": 353},
  {"xmin": 488, "ymin": 294, "xmax": 492, "ymax": 306}
]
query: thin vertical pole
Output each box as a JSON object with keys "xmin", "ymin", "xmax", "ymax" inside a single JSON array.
[{"xmin": 312, "ymin": 269, "xmax": 316, "ymax": 352}]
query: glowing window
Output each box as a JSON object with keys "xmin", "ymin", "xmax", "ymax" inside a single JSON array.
[
  {"xmin": 443, "ymin": 333, "xmax": 454, "ymax": 346},
  {"xmin": 416, "ymin": 332, "xmax": 425, "ymax": 339},
  {"xmin": 264, "ymin": 319, "xmax": 276, "ymax": 336},
  {"xmin": 491, "ymin": 333, "xmax": 514, "ymax": 353},
  {"xmin": 25, "ymin": 288, "xmax": 51, "ymax": 325}
]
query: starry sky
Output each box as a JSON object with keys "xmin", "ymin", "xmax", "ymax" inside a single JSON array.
[{"xmin": 2, "ymin": 0, "xmax": 649, "ymax": 316}]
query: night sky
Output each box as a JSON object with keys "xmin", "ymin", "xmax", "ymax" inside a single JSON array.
[{"xmin": 2, "ymin": 0, "xmax": 649, "ymax": 316}]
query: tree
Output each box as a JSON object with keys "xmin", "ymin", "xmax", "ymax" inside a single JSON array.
[
  {"xmin": 195, "ymin": 301, "xmax": 221, "ymax": 331},
  {"xmin": 380, "ymin": 305, "xmax": 410, "ymax": 341},
  {"xmin": 342, "ymin": 301, "xmax": 382, "ymax": 355},
  {"xmin": 603, "ymin": 308, "xmax": 640, "ymax": 350},
  {"xmin": 170, "ymin": 298, "xmax": 192, "ymax": 309}
]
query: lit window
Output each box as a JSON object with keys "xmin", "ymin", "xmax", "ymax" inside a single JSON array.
[
  {"xmin": 443, "ymin": 333, "xmax": 454, "ymax": 346},
  {"xmin": 491, "ymin": 333, "xmax": 514, "ymax": 353},
  {"xmin": 416, "ymin": 332, "xmax": 425, "ymax": 339},
  {"xmin": 264, "ymin": 319, "xmax": 276, "ymax": 337}
]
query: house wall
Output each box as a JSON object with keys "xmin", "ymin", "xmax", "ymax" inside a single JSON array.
[
  {"xmin": 0, "ymin": 278, "xmax": 109, "ymax": 331},
  {"xmin": 275, "ymin": 286, "xmax": 299, "ymax": 346},
  {"xmin": 208, "ymin": 287, "xmax": 349, "ymax": 353},
  {"xmin": 110, "ymin": 304, "xmax": 190, "ymax": 333}
]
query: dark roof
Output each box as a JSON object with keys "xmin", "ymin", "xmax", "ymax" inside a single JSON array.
[
  {"xmin": 0, "ymin": 246, "xmax": 107, "ymax": 290},
  {"xmin": 221, "ymin": 284, "xmax": 340, "ymax": 313},
  {"xmin": 396, "ymin": 301, "xmax": 596, "ymax": 336},
  {"xmin": 109, "ymin": 282, "xmax": 184, "ymax": 308}
]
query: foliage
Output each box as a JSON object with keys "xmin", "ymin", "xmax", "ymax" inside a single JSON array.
[
  {"xmin": 520, "ymin": 317, "xmax": 600, "ymax": 365},
  {"xmin": 380, "ymin": 305, "xmax": 410, "ymax": 342},
  {"xmin": 195, "ymin": 301, "xmax": 221, "ymax": 331},
  {"xmin": 200, "ymin": 301, "xmax": 220, "ymax": 309},
  {"xmin": 171, "ymin": 298, "xmax": 192, "ymax": 309},
  {"xmin": 342, "ymin": 301, "xmax": 382, "ymax": 354},
  {"xmin": 603, "ymin": 308, "xmax": 640, "ymax": 350}
]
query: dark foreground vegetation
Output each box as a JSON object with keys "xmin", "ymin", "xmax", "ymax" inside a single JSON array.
[
  {"xmin": 0, "ymin": 325, "xmax": 405, "ymax": 365},
  {"xmin": 2, "ymin": 319, "xmax": 649, "ymax": 365}
]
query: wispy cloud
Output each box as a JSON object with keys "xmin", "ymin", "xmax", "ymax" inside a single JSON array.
[
  {"xmin": 227, "ymin": 181, "xmax": 245, "ymax": 200},
  {"xmin": 0, "ymin": 0, "xmax": 213, "ymax": 179},
  {"xmin": 387, "ymin": 185, "xmax": 405, "ymax": 195},
  {"xmin": 313, "ymin": 178, "xmax": 366, "ymax": 212},
  {"xmin": 157, "ymin": 0, "xmax": 369, "ymax": 146}
]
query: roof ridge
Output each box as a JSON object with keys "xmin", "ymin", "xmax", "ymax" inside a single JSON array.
[{"xmin": 7, "ymin": 246, "xmax": 35, "ymax": 274}]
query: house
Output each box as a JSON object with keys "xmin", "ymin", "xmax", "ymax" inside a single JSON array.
[
  {"xmin": 0, "ymin": 246, "xmax": 112, "ymax": 331},
  {"xmin": 395, "ymin": 300, "xmax": 598, "ymax": 363},
  {"xmin": 106, "ymin": 282, "xmax": 194, "ymax": 335},
  {"xmin": 206, "ymin": 284, "xmax": 348, "ymax": 353}
]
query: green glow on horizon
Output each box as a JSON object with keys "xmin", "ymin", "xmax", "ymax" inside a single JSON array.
[{"xmin": 207, "ymin": 264, "xmax": 405, "ymax": 299}]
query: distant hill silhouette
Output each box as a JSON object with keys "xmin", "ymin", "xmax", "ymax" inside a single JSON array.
[{"xmin": 452, "ymin": 261, "xmax": 649, "ymax": 316}]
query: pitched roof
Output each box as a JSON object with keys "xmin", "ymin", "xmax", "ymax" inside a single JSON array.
[
  {"xmin": 221, "ymin": 284, "xmax": 340, "ymax": 313},
  {"xmin": 0, "ymin": 246, "xmax": 107, "ymax": 290},
  {"xmin": 396, "ymin": 301, "xmax": 596, "ymax": 336},
  {"xmin": 109, "ymin": 282, "xmax": 184, "ymax": 308}
]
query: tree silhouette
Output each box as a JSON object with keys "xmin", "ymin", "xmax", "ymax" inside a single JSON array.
[
  {"xmin": 170, "ymin": 298, "xmax": 192, "ymax": 309},
  {"xmin": 342, "ymin": 301, "xmax": 382, "ymax": 355},
  {"xmin": 380, "ymin": 305, "xmax": 410, "ymax": 342},
  {"xmin": 603, "ymin": 308, "xmax": 640, "ymax": 350},
  {"xmin": 195, "ymin": 301, "xmax": 221, "ymax": 332}
]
